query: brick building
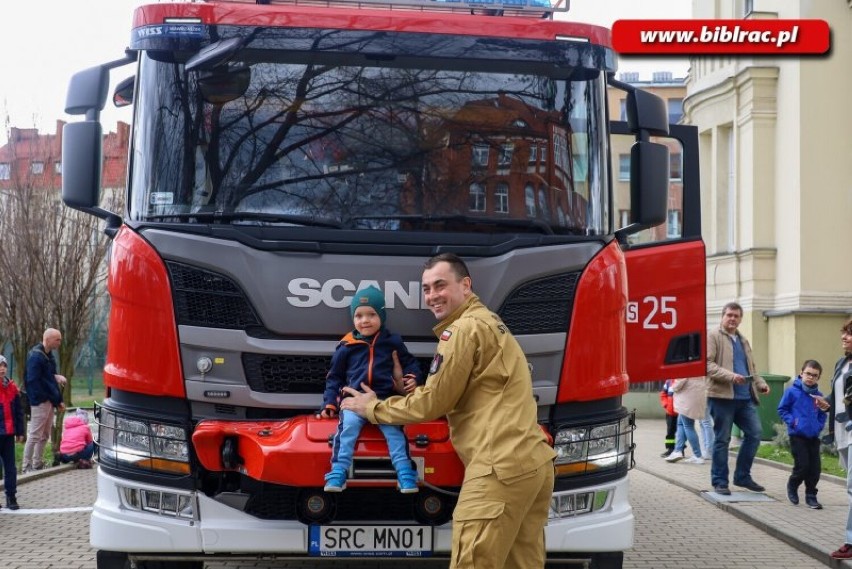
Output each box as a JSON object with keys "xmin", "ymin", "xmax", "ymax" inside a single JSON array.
[{"xmin": 0, "ymin": 121, "xmax": 129, "ymax": 193}]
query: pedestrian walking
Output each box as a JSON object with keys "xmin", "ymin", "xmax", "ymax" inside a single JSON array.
[{"xmin": 777, "ymin": 360, "xmax": 828, "ymax": 508}]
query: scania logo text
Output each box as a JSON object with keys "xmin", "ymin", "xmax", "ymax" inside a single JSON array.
[{"xmin": 287, "ymin": 278, "xmax": 425, "ymax": 309}]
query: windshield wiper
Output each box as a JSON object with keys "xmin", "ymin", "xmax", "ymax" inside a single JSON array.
[
  {"xmin": 351, "ymin": 214, "xmax": 555, "ymax": 235},
  {"xmin": 145, "ymin": 211, "xmax": 343, "ymax": 228}
]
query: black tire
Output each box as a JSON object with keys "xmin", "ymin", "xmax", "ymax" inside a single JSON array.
[
  {"xmin": 96, "ymin": 550, "xmax": 204, "ymax": 569},
  {"xmin": 138, "ymin": 562, "xmax": 204, "ymax": 569},
  {"xmin": 96, "ymin": 551, "xmax": 131, "ymax": 569},
  {"xmin": 546, "ymin": 551, "xmax": 623, "ymax": 569}
]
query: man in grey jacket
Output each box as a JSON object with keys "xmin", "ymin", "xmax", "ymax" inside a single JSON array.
[{"xmin": 706, "ymin": 302, "xmax": 770, "ymax": 495}]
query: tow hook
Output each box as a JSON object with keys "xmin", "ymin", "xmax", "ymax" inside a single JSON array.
[{"xmin": 221, "ymin": 436, "xmax": 241, "ymax": 469}]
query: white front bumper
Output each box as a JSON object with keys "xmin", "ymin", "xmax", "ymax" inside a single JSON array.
[
  {"xmin": 91, "ymin": 469, "xmax": 631, "ymax": 555},
  {"xmin": 545, "ymin": 475, "xmax": 634, "ymax": 552},
  {"xmin": 90, "ymin": 469, "xmax": 454, "ymax": 554}
]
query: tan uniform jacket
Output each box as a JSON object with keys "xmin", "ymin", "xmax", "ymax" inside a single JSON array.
[
  {"xmin": 366, "ymin": 294, "xmax": 556, "ymax": 482},
  {"xmin": 706, "ymin": 327, "xmax": 766, "ymax": 403}
]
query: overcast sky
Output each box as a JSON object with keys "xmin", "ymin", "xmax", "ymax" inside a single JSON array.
[{"xmin": 0, "ymin": 0, "xmax": 691, "ymax": 145}]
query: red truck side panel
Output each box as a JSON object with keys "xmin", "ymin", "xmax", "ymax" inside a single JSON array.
[
  {"xmin": 623, "ymin": 239, "xmax": 706, "ymax": 382},
  {"xmin": 104, "ymin": 227, "xmax": 185, "ymax": 398},
  {"xmin": 557, "ymin": 241, "xmax": 628, "ymax": 403}
]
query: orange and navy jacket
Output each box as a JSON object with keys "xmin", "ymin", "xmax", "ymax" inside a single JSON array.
[
  {"xmin": 0, "ymin": 376, "xmax": 25, "ymax": 437},
  {"xmin": 659, "ymin": 380, "xmax": 676, "ymax": 416},
  {"xmin": 322, "ymin": 328, "xmax": 422, "ymax": 412}
]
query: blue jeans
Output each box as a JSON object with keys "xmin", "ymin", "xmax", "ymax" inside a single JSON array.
[
  {"xmin": 699, "ymin": 417, "xmax": 714, "ymax": 452},
  {"xmin": 674, "ymin": 415, "xmax": 702, "ymax": 457},
  {"xmin": 840, "ymin": 446, "xmax": 852, "ymax": 544},
  {"xmin": 707, "ymin": 397, "xmax": 762, "ymax": 488},
  {"xmin": 59, "ymin": 441, "xmax": 95, "ymax": 463},
  {"xmin": 330, "ymin": 409, "xmax": 411, "ymax": 473}
]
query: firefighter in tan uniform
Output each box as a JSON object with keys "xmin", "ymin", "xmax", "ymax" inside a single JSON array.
[{"xmin": 341, "ymin": 252, "xmax": 556, "ymax": 569}]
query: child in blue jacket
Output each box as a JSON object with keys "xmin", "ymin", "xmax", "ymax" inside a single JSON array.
[
  {"xmin": 319, "ymin": 285, "xmax": 423, "ymax": 493},
  {"xmin": 778, "ymin": 359, "xmax": 829, "ymax": 509}
]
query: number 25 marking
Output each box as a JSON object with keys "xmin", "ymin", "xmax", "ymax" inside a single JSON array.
[{"xmin": 642, "ymin": 296, "xmax": 677, "ymax": 330}]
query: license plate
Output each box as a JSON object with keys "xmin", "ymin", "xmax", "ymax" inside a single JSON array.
[{"xmin": 309, "ymin": 525, "xmax": 432, "ymax": 557}]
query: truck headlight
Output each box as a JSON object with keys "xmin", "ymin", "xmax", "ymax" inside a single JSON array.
[
  {"xmin": 97, "ymin": 405, "xmax": 191, "ymax": 475},
  {"xmin": 553, "ymin": 414, "xmax": 634, "ymax": 477}
]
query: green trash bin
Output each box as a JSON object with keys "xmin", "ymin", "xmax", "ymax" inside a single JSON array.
[{"xmin": 756, "ymin": 373, "xmax": 789, "ymax": 440}]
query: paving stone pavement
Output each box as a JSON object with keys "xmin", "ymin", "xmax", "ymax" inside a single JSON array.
[
  {"xmin": 634, "ymin": 418, "xmax": 852, "ymax": 568},
  {"xmin": 0, "ymin": 464, "xmax": 96, "ymax": 568}
]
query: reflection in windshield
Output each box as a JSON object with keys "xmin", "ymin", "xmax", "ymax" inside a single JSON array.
[{"xmin": 130, "ymin": 44, "xmax": 609, "ymax": 236}]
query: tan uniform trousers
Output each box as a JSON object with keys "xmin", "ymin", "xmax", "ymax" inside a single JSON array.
[{"xmin": 450, "ymin": 460, "xmax": 554, "ymax": 569}]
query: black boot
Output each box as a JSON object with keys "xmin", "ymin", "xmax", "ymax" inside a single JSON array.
[
  {"xmin": 786, "ymin": 480, "xmax": 799, "ymax": 505},
  {"xmin": 805, "ymin": 494, "xmax": 822, "ymax": 510},
  {"xmin": 6, "ymin": 495, "xmax": 19, "ymax": 511}
]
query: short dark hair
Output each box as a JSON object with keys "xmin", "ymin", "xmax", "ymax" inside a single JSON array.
[
  {"xmin": 801, "ymin": 359, "xmax": 822, "ymax": 374},
  {"xmin": 842, "ymin": 318, "xmax": 852, "ymax": 336},
  {"xmin": 722, "ymin": 302, "xmax": 743, "ymax": 316},
  {"xmin": 424, "ymin": 252, "xmax": 470, "ymax": 280}
]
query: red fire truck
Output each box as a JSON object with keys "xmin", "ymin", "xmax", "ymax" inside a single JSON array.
[{"xmin": 62, "ymin": 1, "xmax": 706, "ymax": 567}]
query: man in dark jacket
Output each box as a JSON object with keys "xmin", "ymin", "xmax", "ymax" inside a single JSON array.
[{"xmin": 21, "ymin": 328, "xmax": 66, "ymax": 473}]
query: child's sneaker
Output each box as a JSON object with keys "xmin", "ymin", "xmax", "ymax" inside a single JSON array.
[
  {"xmin": 396, "ymin": 468, "xmax": 419, "ymax": 494},
  {"xmin": 683, "ymin": 456, "xmax": 705, "ymax": 464},
  {"xmin": 323, "ymin": 469, "xmax": 347, "ymax": 492}
]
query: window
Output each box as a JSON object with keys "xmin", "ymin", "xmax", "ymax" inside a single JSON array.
[
  {"xmin": 557, "ymin": 206, "xmax": 566, "ymax": 226},
  {"xmin": 618, "ymin": 154, "xmax": 631, "ymax": 181},
  {"xmin": 619, "ymin": 99, "xmax": 627, "ymax": 121},
  {"xmin": 469, "ymin": 183, "xmax": 486, "ymax": 212},
  {"xmin": 472, "ymin": 144, "xmax": 489, "ymax": 168},
  {"xmin": 31, "ymin": 161, "xmax": 44, "ymax": 175},
  {"xmin": 618, "ymin": 209, "xmax": 630, "ymax": 229},
  {"xmin": 668, "ymin": 98, "xmax": 683, "ymax": 124},
  {"xmin": 498, "ymin": 143, "xmax": 514, "ymax": 167},
  {"xmin": 670, "ymin": 153, "xmax": 682, "ymax": 180},
  {"xmin": 495, "ymin": 183, "xmax": 509, "ymax": 213},
  {"xmin": 666, "ymin": 209, "xmax": 681, "ymax": 239},
  {"xmin": 524, "ymin": 184, "xmax": 536, "ymax": 216},
  {"xmin": 0, "ymin": 163, "xmax": 9, "ymax": 180},
  {"xmin": 54, "ymin": 161, "xmax": 62, "ymax": 174},
  {"xmin": 538, "ymin": 186, "xmax": 549, "ymax": 219},
  {"xmin": 527, "ymin": 144, "xmax": 538, "ymax": 165}
]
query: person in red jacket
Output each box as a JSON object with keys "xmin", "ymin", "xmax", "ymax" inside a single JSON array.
[
  {"xmin": 58, "ymin": 410, "xmax": 95, "ymax": 469},
  {"xmin": 659, "ymin": 379, "xmax": 678, "ymax": 458},
  {"xmin": 0, "ymin": 355, "xmax": 25, "ymax": 510}
]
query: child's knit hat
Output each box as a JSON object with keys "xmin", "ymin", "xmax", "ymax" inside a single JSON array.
[{"xmin": 350, "ymin": 285, "xmax": 386, "ymax": 324}]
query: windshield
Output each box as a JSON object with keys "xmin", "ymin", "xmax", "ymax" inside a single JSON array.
[{"xmin": 129, "ymin": 30, "xmax": 610, "ymax": 236}]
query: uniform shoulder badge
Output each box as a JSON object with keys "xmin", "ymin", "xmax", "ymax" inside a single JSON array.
[{"xmin": 440, "ymin": 329, "xmax": 452, "ymax": 341}]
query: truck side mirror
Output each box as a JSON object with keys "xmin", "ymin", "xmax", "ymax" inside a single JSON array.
[
  {"xmin": 61, "ymin": 120, "xmax": 122, "ymax": 231},
  {"xmin": 65, "ymin": 66, "xmax": 111, "ymax": 117},
  {"xmin": 62, "ymin": 122, "xmax": 102, "ymax": 209},
  {"xmin": 113, "ymin": 75, "xmax": 135, "ymax": 108},
  {"xmin": 629, "ymin": 141, "xmax": 669, "ymax": 227}
]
